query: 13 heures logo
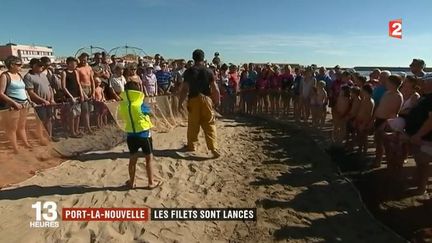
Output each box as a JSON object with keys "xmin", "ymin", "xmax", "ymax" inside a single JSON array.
[
  {"xmin": 30, "ymin": 201, "xmax": 59, "ymax": 228},
  {"xmin": 389, "ymin": 19, "xmax": 402, "ymax": 39}
]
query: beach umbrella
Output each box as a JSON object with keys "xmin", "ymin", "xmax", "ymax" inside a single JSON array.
[
  {"xmin": 108, "ymin": 45, "xmax": 149, "ymax": 62},
  {"xmin": 75, "ymin": 46, "xmax": 107, "ymax": 58}
]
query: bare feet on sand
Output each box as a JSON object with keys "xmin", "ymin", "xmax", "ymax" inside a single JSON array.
[{"xmin": 125, "ymin": 180, "xmax": 136, "ymax": 189}]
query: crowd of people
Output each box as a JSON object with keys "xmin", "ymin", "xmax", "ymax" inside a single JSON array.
[
  {"xmin": 208, "ymin": 58, "xmax": 431, "ymax": 195},
  {"xmin": 0, "ymin": 51, "xmax": 431, "ymax": 194}
]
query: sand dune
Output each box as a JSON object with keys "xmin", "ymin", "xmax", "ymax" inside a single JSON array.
[{"xmin": 0, "ymin": 117, "xmax": 402, "ymax": 242}]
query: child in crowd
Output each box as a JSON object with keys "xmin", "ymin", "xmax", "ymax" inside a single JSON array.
[
  {"xmin": 345, "ymin": 86, "xmax": 362, "ymax": 151},
  {"xmin": 300, "ymin": 67, "xmax": 316, "ymax": 124},
  {"xmin": 292, "ymin": 68, "xmax": 303, "ymax": 122},
  {"xmin": 239, "ymin": 68, "xmax": 257, "ymax": 114},
  {"xmin": 310, "ymin": 81, "xmax": 328, "ymax": 128},
  {"xmin": 256, "ymin": 68, "xmax": 269, "ymax": 114},
  {"xmin": 94, "ymin": 77, "xmax": 108, "ymax": 128},
  {"xmin": 355, "ymin": 84, "xmax": 375, "ymax": 154},
  {"xmin": 333, "ymin": 85, "xmax": 351, "ymax": 144},
  {"xmin": 238, "ymin": 65, "xmax": 248, "ymax": 113},
  {"xmin": 317, "ymin": 81, "xmax": 328, "ymax": 127},
  {"xmin": 310, "ymin": 87, "xmax": 320, "ymax": 127},
  {"xmin": 280, "ymin": 65, "xmax": 294, "ymax": 116},
  {"xmin": 119, "ymin": 81, "xmax": 160, "ymax": 189},
  {"xmin": 269, "ymin": 66, "xmax": 281, "ymax": 116},
  {"xmin": 218, "ymin": 64, "xmax": 230, "ymax": 114},
  {"xmin": 227, "ymin": 65, "xmax": 239, "ymax": 113}
]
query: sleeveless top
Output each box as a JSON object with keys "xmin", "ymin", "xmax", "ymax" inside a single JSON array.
[
  {"xmin": 5, "ymin": 73, "xmax": 28, "ymax": 103},
  {"xmin": 65, "ymin": 70, "xmax": 80, "ymax": 98}
]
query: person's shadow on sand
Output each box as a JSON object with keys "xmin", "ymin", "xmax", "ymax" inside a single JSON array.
[
  {"xmin": 73, "ymin": 152, "xmax": 130, "ymax": 162},
  {"xmin": 72, "ymin": 149, "xmax": 212, "ymax": 162},
  {"xmin": 0, "ymin": 184, "xmax": 157, "ymax": 200},
  {"xmin": 153, "ymin": 148, "xmax": 212, "ymax": 161}
]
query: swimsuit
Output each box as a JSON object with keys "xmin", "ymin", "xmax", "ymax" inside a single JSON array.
[{"xmin": 301, "ymin": 78, "xmax": 314, "ymax": 98}]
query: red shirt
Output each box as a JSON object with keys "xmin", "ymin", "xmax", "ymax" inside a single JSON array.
[
  {"xmin": 228, "ymin": 72, "xmax": 239, "ymax": 92},
  {"xmin": 256, "ymin": 78, "xmax": 269, "ymax": 90},
  {"xmin": 269, "ymin": 74, "xmax": 282, "ymax": 89}
]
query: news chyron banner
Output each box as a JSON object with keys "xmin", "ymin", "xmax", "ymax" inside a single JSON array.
[{"xmin": 30, "ymin": 201, "xmax": 256, "ymax": 228}]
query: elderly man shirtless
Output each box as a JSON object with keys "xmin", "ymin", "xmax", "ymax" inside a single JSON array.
[{"xmin": 373, "ymin": 74, "xmax": 403, "ymax": 167}]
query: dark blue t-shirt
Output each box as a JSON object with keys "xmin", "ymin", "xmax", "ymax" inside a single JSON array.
[{"xmin": 155, "ymin": 71, "xmax": 172, "ymax": 87}]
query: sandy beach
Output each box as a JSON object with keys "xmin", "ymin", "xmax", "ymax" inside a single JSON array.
[{"xmin": 0, "ymin": 116, "xmax": 402, "ymax": 242}]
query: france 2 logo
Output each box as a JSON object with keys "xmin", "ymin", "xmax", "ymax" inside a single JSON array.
[
  {"xmin": 30, "ymin": 201, "xmax": 59, "ymax": 228},
  {"xmin": 389, "ymin": 19, "xmax": 402, "ymax": 39}
]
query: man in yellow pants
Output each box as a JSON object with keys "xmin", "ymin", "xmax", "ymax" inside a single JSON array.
[{"xmin": 179, "ymin": 49, "xmax": 221, "ymax": 158}]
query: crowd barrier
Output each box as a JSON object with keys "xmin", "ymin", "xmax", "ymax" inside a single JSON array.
[{"xmin": 0, "ymin": 95, "xmax": 185, "ymax": 187}]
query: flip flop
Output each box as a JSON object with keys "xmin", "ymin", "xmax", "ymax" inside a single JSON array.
[{"xmin": 146, "ymin": 180, "xmax": 162, "ymax": 190}]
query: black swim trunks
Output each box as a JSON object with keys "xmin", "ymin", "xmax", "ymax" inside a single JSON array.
[
  {"xmin": 127, "ymin": 136, "xmax": 153, "ymax": 155},
  {"xmin": 346, "ymin": 118, "xmax": 355, "ymax": 133},
  {"xmin": 374, "ymin": 118, "xmax": 386, "ymax": 129}
]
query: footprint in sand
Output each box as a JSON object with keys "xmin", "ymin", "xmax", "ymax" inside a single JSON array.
[
  {"xmin": 72, "ymin": 198, "xmax": 79, "ymax": 206},
  {"xmin": 100, "ymin": 169, "xmax": 106, "ymax": 178},
  {"xmin": 118, "ymin": 222, "xmax": 127, "ymax": 235},
  {"xmin": 188, "ymin": 164, "xmax": 197, "ymax": 173},
  {"xmin": 89, "ymin": 229, "xmax": 96, "ymax": 243},
  {"xmin": 80, "ymin": 222, "xmax": 88, "ymax": 229},
  {"xmin": 169, "ymin": 164, "xmax": 176, "ymax": 173}
]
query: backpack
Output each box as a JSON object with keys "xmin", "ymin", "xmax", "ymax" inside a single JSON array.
[{"xmin": 0, "ymin": 71, "xmax": 24, "ymax": 109}]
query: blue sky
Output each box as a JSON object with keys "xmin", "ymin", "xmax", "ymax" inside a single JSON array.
[{"xmin": 1, "ymin": 0, "xmax": 431, "ymax": 67}]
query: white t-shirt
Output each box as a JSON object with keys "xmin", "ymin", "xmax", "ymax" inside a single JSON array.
[
  {"xmin": 143, "ymin": 73, "xmax": 158, "ymax": 95},
  {"xmin": 109, "ymin": 75, "xmax": 126, "ymax": 94}
]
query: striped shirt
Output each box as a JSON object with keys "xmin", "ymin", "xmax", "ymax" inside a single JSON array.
[{"xmin": 155, "ymin": 71, "xmax": 172, "ymax": 87}]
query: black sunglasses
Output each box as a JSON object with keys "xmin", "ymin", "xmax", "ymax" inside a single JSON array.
[{"xmin": 13, "ymin": 63, "xmax": 23, "ymax": 66}]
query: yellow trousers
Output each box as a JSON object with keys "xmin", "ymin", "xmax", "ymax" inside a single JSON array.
[{"xmin": 187, "ymin": 94, "xmax": 218, "ymax": 151}]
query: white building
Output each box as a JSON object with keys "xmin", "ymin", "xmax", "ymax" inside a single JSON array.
[{"xmin": 0, "ymin": 43, "xmax": 55, "ymax": 64}]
